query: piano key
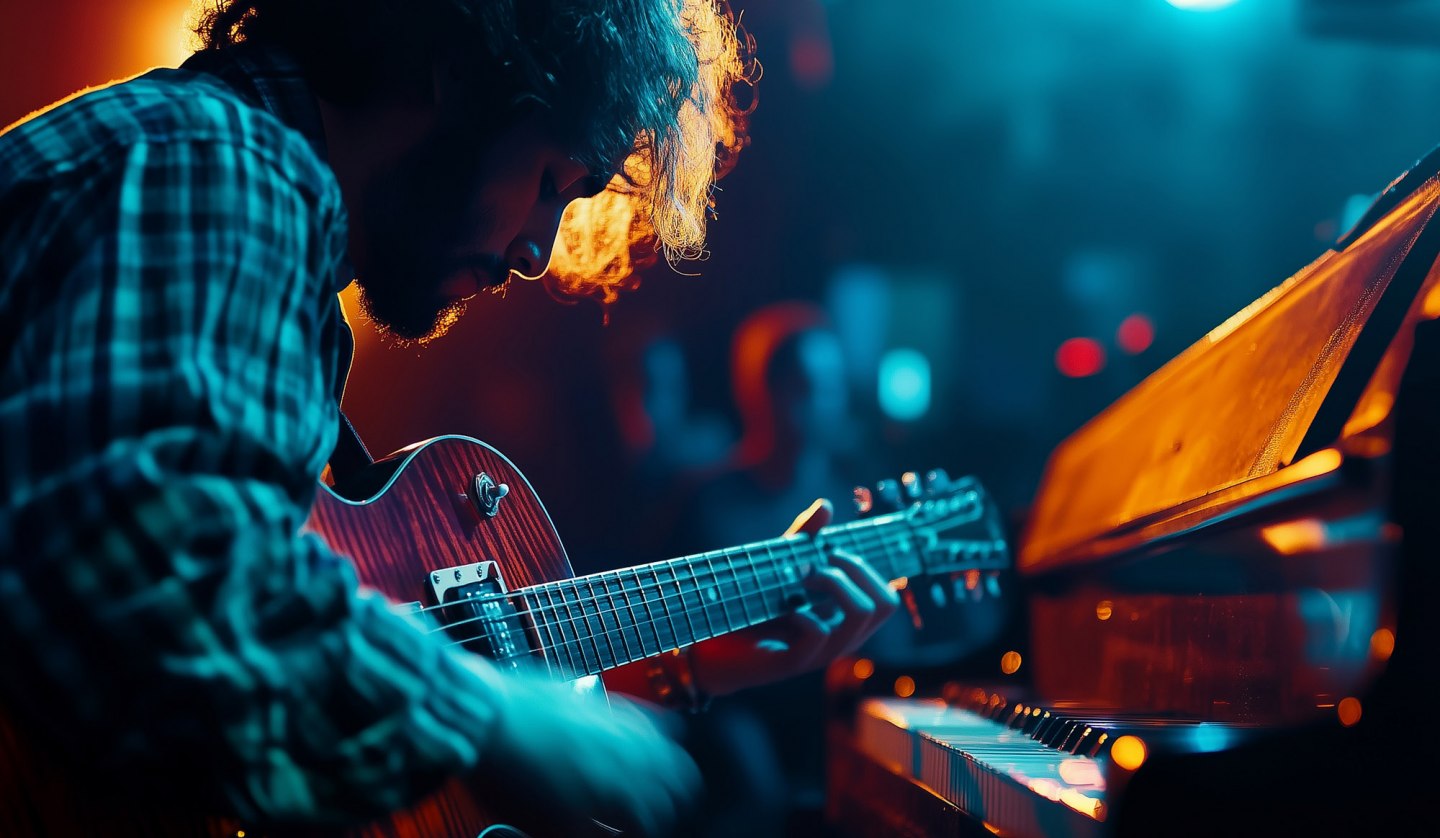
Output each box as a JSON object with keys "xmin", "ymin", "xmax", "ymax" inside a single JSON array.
[{"xmin": 854, "ymin": 695, "xmax": 1265, "ymax": 837}]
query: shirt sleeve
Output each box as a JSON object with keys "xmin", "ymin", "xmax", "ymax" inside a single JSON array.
[{"xmin": 0, "ymin": 136, "xmax": 507, "ymax": 823}]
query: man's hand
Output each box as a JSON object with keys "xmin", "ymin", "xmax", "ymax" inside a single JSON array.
[
  {"xmin": 686, "ymin": 498, "xmax": 901, "ymax": 697},
  {"xmin": 477, "ymin": 664, "xmax": 701, "ymax": 838}
]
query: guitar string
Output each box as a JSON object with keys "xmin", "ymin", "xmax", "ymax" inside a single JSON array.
[
  {"xmin": 400, "ymin": 509, "xmax": 923, "ymax": 619},
  {"xmin": 431, "ymin": 528, "xmax": 937, "ymax": 671},
  {"xmin": 447, "ymin": 534, "xmax": 996, "ymax": 677},
  {"xmin": 421, "ymin": 518, "xmax": 941, "ymax": 629},
  {"xmin": 426, "ymin": 525, "xmax": 910, "ymax": 637},
  {"xmin": 430, "ymin": 523, "xmax": 957, "ymax": 651},
  {"xmin": 428, "ymin": 528, "xmax": 908, "ymax": 667}
]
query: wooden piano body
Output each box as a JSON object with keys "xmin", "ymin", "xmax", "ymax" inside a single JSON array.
[{"xmin": 827, "ymin": 146, "xmax": 1440, "ymax": 836}]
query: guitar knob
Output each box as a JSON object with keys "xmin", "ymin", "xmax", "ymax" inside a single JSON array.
[
  {"xmin": 901, "ymin": 471, "xmax": 923, "ymax": 499},
  {"xmin": 471, "ymin": 473, "xmax": 510, "ymax": 518},
  {"xmin": 924, "ymin": 468, "xmax": 951, "ymax": 492},
  {"xmin": 852, "ymin": 485, "xmax": 874, "ymax": 515}
]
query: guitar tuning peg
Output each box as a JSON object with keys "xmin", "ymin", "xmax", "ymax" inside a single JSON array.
[
  {"xmin": 924, "ymin": 468, "xmax": 951, "ymax": 492},
  {"xmin": 901, "ymin": 471, "xmax": 923, "ymax": 500},
  {"xmin": 874, "ymin": 479, "xmax": 904, "ymax": 511},
  {"xmin": 852, "ymin": 485, "xmax": 874, "ymax": 515}
]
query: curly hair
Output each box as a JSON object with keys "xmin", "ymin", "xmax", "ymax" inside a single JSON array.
[{"xmin": 195, "ymin": 0, "xmax": 755, "ymax": 303}]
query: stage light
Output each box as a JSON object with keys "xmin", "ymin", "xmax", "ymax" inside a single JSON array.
[
  {"xmin": 1117, "ymin": 314, "xmax": 1155, "ymax": 355},
  {"xmin": 1165, "ymin": 0, "xmax": 1242, "ymax": 10},
  {"xmin": 1337, "ymin": 697, "xmax": 1363, "ymax": 727},
  {"xmin": 1056, "ymin": 338, "xmax": 1106, "ymax": 378},
  {"xmin": 878, "ymin": 348, "xmax": 931, "ymax": 421}
]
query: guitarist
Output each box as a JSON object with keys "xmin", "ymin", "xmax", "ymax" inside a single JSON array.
[{"xmin": 0, "ymin": 1, "xmax": 899, "ymax": 836}]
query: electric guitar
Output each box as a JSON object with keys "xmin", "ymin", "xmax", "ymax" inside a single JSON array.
[{"xmin": 0, "ymin": 435, "xmax": 1008, "ymax": 837}]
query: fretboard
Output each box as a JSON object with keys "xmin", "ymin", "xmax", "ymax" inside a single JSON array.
[{"xmin": 512, "ymin": 512, "xmax": 923, "ymax": 679}]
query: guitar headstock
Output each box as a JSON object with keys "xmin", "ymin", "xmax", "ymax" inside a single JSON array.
[{"xmin": 853, "ymin": 468, "xmax": 1010, "ymax": 581}]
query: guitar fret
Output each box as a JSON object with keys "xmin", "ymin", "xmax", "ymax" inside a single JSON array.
[
  {"xmin": 757, "ymin": 541, "xmax": 781, "ymax": 619},
  {"xmin": 686, "ymin": 554, "xmax": 720, "ymax": 639},
  {"xmin": 524, "ymin": 591, "xmax": 563, "ymax": 678},
  {"xmin": 540, "ymin": 584, "xmax": 580, "ymax": 678},
  {"xmin": 726, "ymin": 550, "xmax": 754, "ymax": 627},
  {"xmin": 570, "ymin": 579, "xmax": 612, "ymax": 673},
  {"xmin": 621, "ymin": 569, "xmax": 661, "ymax": 658},
  {"xmin": 701, "ymin": 551, "xmax": 737, "ymax": 633},
  {"xmin": 583, "ymin": 576, "xmax": 621, "ymax": 671},
  {"xmin": 671, "ymin": 559, "xmax": 705, "ymax": 645},
  {"xmin": 653, "ymin": 564, "xmax": 694, "ymax": 649},
  {"xmin": 636, "ymin": 570, "xmax": 673, "ymax": 650},
  {"xmin": 599, "ymin": 572, "xmax": 640, "ymax": 666},
  {"xmin": 555, "ymin": 582, "xmax": 597, "ymax": 675}
]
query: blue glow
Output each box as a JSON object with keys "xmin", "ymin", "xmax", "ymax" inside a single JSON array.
[
  {"xmin": 1190, "ymin": 723, "xmax": 1232, "ymax": 753},
  {"xmin": 878, "ymin": 349, "xmax": 931, "ymax": 422},
  {"xmin": 1166, "ymin": 0, "xmax": 1241, "ymax": 10}
]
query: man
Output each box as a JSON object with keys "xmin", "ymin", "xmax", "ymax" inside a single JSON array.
[{"xmin": 0, "ymin": 1, "xmax": 899, "ymax": 836}]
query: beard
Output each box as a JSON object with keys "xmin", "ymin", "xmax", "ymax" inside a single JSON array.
[{"xmin": 350, "ymin": 116, "xmax": 503, "ymax": 345}]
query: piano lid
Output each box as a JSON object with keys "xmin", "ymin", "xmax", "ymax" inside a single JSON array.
[{"xmin": 1019, "ymin": 152, "xmax": 1440, "ymax": 575}]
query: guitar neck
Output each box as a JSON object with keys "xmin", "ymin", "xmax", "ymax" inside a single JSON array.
[{"xmin": 512, "ymin": 513, "xmax": 923, "ymax": 679}]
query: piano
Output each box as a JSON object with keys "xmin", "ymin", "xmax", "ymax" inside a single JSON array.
[{"xmin": 827, "ymin": 145, "xmax": 1440, "ymax": 836}]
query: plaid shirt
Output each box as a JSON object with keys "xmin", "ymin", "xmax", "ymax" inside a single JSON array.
[{"xmin": 0, "ymin": 45, "xmax": 505, "ymax": 823}]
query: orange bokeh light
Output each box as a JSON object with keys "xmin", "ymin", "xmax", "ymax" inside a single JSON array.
[
  {"xmin": 852, "ymin": 658, "xmax": 875, "ymax": 680},
  {"xmin": 1370, "ymin": 628, "xmax": 1396, "ymax": 661},
  {"xmin": 1110, "ymin": 735, "xmax": 1148, "ymax": 771},
  {"xmin": 1337, "ymin": 697, "xmax": 1363, "ymax": 727},
  {"xmin": 1259, "ymin": 518, "xmax": 1328, "ymax": 555},
  {"xmin": 894, "ymin": 676, "xmax": 917, "ymax": 698},
  {"xmin": 1000, "ymin": 651, "xmax": 1023, "ymax": 675}
]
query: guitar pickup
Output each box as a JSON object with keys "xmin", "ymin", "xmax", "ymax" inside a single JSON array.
[{"xmin": 429, "ymin": 560, "xmax": 507, "ymax": 603}]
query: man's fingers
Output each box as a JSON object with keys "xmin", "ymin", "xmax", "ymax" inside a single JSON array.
[
  {"xmin": 785, "ymin": 497, "xmax": 833, "ymax": 537},
  {"xmin": 803, "ymin": 564, "xmax": 877, "ymax": 657},
  {"xmin": 828, "ymin": 550, "xmax": 901, "ymax": 645}
]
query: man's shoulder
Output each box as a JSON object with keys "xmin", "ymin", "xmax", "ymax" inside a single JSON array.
[{"xmin": 0, "ymin": 67, "xmax": 333, "ymax": 193}]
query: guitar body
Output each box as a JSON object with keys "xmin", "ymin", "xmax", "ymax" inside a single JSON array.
[
  {"xmin": 303, "ymin": 435, "xmax": 582, "ymax": 838},
  {"xmin": 1, "ymin": 436, "xmax": 582, "ymax": 838}
]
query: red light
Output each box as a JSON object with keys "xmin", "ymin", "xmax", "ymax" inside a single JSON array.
[
  {"xmin": 1056, "ymin": 338, "xmax": 1106, "ymax": 378},
  {"xmin": 1117, "ymin": 314, "xmax": 1154, "ymax": 354},
  {"xmin": 790, "ymin": 35, "xmax": 833, "ymax": 89}
]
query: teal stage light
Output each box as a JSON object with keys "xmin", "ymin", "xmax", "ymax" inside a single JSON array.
[
  {"xmin": 878, "ymin": 349, "xmax": 931, "ymax": 422},
  {"xmin": 1166, "ymin": 0, "xmax": 1242, "ymax": 10}
]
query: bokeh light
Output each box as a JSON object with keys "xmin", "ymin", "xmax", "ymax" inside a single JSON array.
[
  {"xmin": 1056, "ymin": 338, "xmax": 1106, "ymax": 378},
  {"xmin": 878, "ymin": 348, "xmax": 932, "ymax": 421},
  {"xmin": 1110, "ymin": 735, "xmax": 1148, "ymax": 771},
  {"xmin": 1117, "ymin": 314, "xmax": 1155, "ymax": 354},
  {"xmin": 1165, "ymin": 0, "xmax": 1242, "ymax": 11}
]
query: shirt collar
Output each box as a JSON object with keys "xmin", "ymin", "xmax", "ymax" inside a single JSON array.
[
  {"xmin": 181, "ymin": 44, "xmax": 330, "ymax": 164},
  {"xmin": 181, "ymin": 45, "xmax": 353, "ymax": 294}
]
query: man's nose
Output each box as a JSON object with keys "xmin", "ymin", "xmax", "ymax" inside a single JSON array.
[
  {"xmin": 505, "ymin": 199, "xmax": 567, "ymax": 278},
  {"xmin": 505, "ymin": 238, "xmax": 548, "ymax": 278}
]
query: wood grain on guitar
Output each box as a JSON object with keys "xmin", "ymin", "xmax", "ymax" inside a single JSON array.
[{"xmin": 1, "ymin": 435, "xmax": 1008, "ymax": 837}]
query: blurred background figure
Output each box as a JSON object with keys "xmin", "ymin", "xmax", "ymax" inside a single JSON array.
[
  {"xmin": 678, "ymin": 301, "xmax": 868, "ymax": 552},
  {"xmin": 601, "ymin": 318, "xmax": 734, "ymax": 564},
  {"xmin": 669, "ymin": 301, "xmax": 878, "ymax": 838}
]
